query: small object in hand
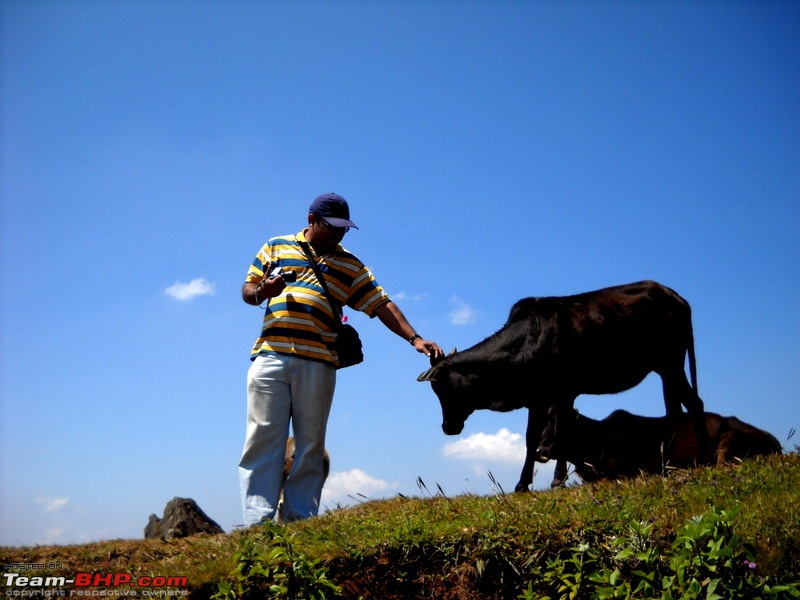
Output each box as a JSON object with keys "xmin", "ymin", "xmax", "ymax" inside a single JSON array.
[{"xmin": 271, "ymin": 271, "xmax": 297, "ymax": 282}]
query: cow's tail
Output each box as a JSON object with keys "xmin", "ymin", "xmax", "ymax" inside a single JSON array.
[{"xmin": 687, "ymin": 307, "xmax": 698, "ymax": 397}]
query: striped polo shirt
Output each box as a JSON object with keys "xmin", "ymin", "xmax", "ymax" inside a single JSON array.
[{"xmin": 245, "ymin": 230, "xmax": 390, "ymax": 366}]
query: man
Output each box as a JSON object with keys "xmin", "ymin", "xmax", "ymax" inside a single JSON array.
[{"xmin": 239, "ymin": 192, "xmax": 443, "ymax": 525}]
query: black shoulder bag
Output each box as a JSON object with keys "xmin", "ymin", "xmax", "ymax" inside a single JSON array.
[{"xmin": 299, "ymin": 241, "xmax": 364, "ymax": 369}]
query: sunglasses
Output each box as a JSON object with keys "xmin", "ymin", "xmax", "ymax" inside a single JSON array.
[{"xmin": 319, "ymin": 217, "xmax": 350, "ymax": 234}]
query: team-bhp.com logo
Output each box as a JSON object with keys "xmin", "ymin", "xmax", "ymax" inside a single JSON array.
[{"xmin": 3, "ymin": 566, "xmax": 188, "ymax": 597}]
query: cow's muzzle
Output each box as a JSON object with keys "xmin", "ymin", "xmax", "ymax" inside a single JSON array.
[{"xmin": 442, "ymin": 421, "xmax": 464, "ymax": 436}]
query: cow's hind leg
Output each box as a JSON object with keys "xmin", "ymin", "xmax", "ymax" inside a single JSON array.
[{"xmin": 662, "ymin": 371, "xmax": 709, "ymax": 465}]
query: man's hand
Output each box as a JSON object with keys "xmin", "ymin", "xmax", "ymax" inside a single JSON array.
[
  {"xmin": 412, "ymin": 336, "xmax": 444, "ymax": 359},
  {"xmin": 242, "ymin": 276, "xmax": 287, "ymax": 306}
]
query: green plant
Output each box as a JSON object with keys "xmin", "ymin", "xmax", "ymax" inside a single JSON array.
[
  {"xmin": 213, "ymin": 522, "xmax": 343, "ymax": 600},
  {"xmin": 664, "ymin": 506, "xmax": 800, "ymax": 599},
  {"xmin": 521, "ymin": 506, "xmax": 800, "ymax": 599},
  {"xmin": 587, "ymin": 518, "xmax": 661, "ymax": 599}
]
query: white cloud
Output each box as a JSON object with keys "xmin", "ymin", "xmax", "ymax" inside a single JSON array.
[
  {"xmin": 393, "ymin": 291, "xmax": 432, "ymax": 302},
  {"xmin": 35, "ymin": 496, "xmax": 69, "ymax": 512},
  {"xmin": 321, "ymin": 468, "xmax": 393, "ymax": 508},
  {"xmin": 164, "ymin": 277, "xmax": 215, "ymax": 301},
  {"xmin": 448, "ymin": 295, "xmax": 476, "ymax": 325},
  {"xmin": 442, "ymin": 428, "xmax": 526, "ymax": 464}
]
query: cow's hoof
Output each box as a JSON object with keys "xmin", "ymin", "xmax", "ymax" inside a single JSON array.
[
  {"xmin": 550, "ymin": 478, "xmax": 567, "ymax": 488},
  {"xmin": 514, "ymin": 484, "xmax": 530, "ymax": 493}
]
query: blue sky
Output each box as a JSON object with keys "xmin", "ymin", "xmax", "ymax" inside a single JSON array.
[{"xmin": 1, "ymin": 1, "xmax": 798, "ymax": 547}]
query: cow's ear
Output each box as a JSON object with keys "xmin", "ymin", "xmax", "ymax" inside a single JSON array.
[
  {"xmin": 417, "ymin": 348, "xmax": 456, "ymax": 381},
  {"xmin": 417, "ymin": 366, "xmax": 439, "ymax": 382}
]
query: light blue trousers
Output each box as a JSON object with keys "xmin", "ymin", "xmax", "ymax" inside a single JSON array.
[{"xmin": 238, "ymin": 352, "xmax": 336, "ymax": 525}]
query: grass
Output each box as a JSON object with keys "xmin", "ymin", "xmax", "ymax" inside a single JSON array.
[{"xmin": 2, "ymin": 452, "xmax": 799, "ymax": 599}]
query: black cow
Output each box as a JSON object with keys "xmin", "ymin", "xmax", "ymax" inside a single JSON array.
[
  {"xmin": 417, "ymin": 280, "xmax": 707, "ymax": 491},
  {"xmin": 538, "ymin": 408, "xmax": 782, "ymax": 482}
]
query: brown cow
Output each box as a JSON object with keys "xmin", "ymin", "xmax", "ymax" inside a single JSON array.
[
  {"xmin": 277, "ymin": 437, "xmax": 331, "ymax": 522},
  {"xmin": 538, "ymin": 408, "xmax": 781, "ymax": 483}
]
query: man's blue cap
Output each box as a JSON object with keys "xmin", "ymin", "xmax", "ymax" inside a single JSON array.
[{"xmin": 309, "ymin": 193, "xmax": 359, "ymax": 229}]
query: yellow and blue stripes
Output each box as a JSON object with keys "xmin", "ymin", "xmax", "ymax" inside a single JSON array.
[{"xmin": 245, "ymin": 231, "xmax": 389, "ymax": 366}]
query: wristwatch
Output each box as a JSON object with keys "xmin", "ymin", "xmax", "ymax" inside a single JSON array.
[{"xmin": 408, "ymin": 334, "xmax": 422, "ymax": 345}]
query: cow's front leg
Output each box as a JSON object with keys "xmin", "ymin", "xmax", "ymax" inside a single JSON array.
[
  {"xmin": 514, "ymin": 453, "xmax": 537, "ymax": 492},
  {"xmin": 550, "ymin": 459, "xmax": 568, "ymax": 487},
  {"xmin": 548, "ymin": 399, "xmax": 577, "ymax": 487},
  {"xmin": 514, "ymin": 406, "xmax": 547, "ymax": 492}
]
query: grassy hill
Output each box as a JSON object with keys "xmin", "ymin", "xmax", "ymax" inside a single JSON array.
[{"xmin": 3, "ymin": 452, "xmax": 799, "ymax": 599}]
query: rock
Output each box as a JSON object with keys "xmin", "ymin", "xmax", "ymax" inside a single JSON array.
[{"xmin": 144, "ymin": 497, "xmax": 224, "ymax": 540}]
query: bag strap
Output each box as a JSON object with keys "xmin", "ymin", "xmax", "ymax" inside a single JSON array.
[{"xmin": 298, "ymin": 240, "xmax": 344, "ymax": 329}]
